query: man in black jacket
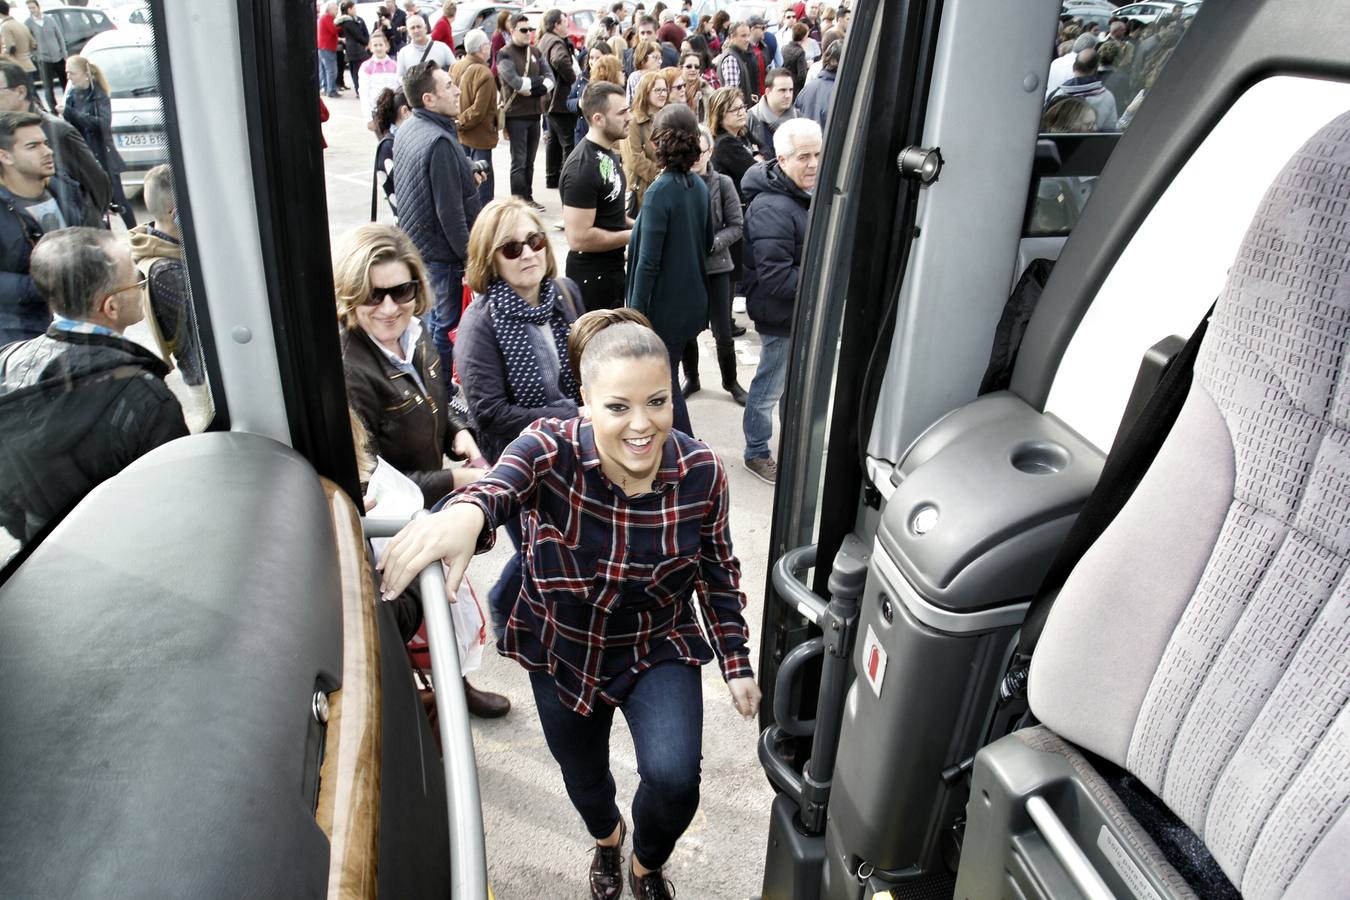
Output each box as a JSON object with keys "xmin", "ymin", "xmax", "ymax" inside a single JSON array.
[
  {"xmin": 497, "ymin": 13, "xmax": 554, "ymax": 210},
  {"xmin": 538, "ymin": 8, "xmax": 578, "ymax": 191},
  {"xmin": 0, "ymin": 110, "xmax": 102, "ymax": 345},
  {"xmin": 0, "ymin": 226, "xmax": 187, "ymax": 543},
  {"xmin": 739, "ymin": 117, "xmax": 821, "ymax": 485},
  {"xmin": 393, "ymin": 61, "xmax": 484, "ymax": 375}
]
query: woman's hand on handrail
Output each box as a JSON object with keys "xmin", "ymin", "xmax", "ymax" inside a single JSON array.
[{"xmin": 377, "ymin": 502, "xmax": 486, "ymax": 600}]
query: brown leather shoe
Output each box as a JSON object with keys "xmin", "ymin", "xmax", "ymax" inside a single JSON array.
[
  {"xmin": 589, "ymin": 817, "xmax": 626, "ymax": 900},
  {"xmin": 628, "ymin": 862, "xmax": 675, "ymax": 899},
  {"xmin": 462, "ymin": 678, "xmax": 510, "ymax": 718}
]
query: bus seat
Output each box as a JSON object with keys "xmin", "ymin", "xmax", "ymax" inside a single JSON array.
[
  {"xmin": 955, "ymin": 111, "xmax": 1350, "ymax": 900},
  {"xmin": 0, "ymin": 432, "xmax": 342, "ymax": 898}
]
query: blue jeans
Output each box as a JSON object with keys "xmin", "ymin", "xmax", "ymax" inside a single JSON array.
[
  {"xmin": 425, "ymin": 260, "xmax": 465, "ymax": 376},
  {"xmin": 318, "ymin": 49, "xmax": 338, "ymax": 96},
  {"xmin": 743, "ymin": 332, "xmax": 790, "ymax": 460},
  {"xmin": 466, "ymin": 146, "xmax": 495, "ymax": 209},
  {"xmin": 487, "ymin": 515, "xmax": 522, "ymax": 643},
  {"xmin": 530, "ymin": 661, "xmax": 704, "ymax": 869}
]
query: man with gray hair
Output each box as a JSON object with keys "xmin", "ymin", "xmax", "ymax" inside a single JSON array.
[
  {"xmin": 451, "ymin": 28, "xmax": 498, "ymax": 206},
  {"xmin": 738, "ymin": 116, "xmax": 822, "ymax": 484},
  {"xmin": 0, "ymin": 226, "xmax": 187, "ymax": 542}
]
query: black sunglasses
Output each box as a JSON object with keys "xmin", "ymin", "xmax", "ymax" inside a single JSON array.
[
  {"xmin": 362, "ymin": 280, "xmax": 418, "ymax": 306},
  {"xmin": 517, "ymin": 25, "xmax": 536, "ymax": 32},
  {"xmin": 498, "ymin": 231, "xmax": 548, "ymax": 259}
]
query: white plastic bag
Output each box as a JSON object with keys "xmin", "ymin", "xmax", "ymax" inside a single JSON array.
[{"xmin": 366, "ymin": 458, "xmax": 488, "ymax": 674}]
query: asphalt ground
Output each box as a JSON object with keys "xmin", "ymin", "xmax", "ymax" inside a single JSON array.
[{"xmin": 320, "ymin": 89, "xmax": 778, "ymax": 899}]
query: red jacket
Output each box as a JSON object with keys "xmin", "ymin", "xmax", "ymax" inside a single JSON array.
[
  {"xmin": 430, "ymin": 16, "xmax": 454, "ymax": 48},
  {"xmin": 317, "ymin": 13, "xmax": 339, "ymax": 51}
]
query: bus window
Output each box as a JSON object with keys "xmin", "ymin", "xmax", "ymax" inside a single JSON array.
[{"xmin": 0, "ymin": 13, "xmax": 215, "ymax": 566}]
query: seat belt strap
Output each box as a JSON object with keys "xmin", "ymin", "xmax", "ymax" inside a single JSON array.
[{"xmin": 1003, "ymin": 300, "xmax": 1217, "ymax": 699}]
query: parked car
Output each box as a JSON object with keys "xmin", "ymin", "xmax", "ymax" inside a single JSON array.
[
  {"xmin": 449, "ymin": 2, "xmax": 521, "ymax": 54},
  {"xmin": 1111, "ymin": 1, "xmax": 1184, "ymax": 23},
  {"xmin": 45, "ymin": 5, "xmax": 115, "ymax": 55},
  {"xmin": 79, "ymin": 25, "xmax": 167, "ymax": 194},
  {"xmin": 100, "ymin": 0, "xmax": 151, "ymax": 27}
]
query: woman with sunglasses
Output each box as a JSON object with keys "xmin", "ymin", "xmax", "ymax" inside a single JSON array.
[
  {"xmin": 626, "ymin": 104, "xmax": 711, "ymax": 438},
  {"xmin": 455, "ymin": 198, "xmax": 584, "ymax": 643},
  {"xmin": 378, "ymin": 307, "xmax": 760, "ymax": 900},
  {"xmin": 677, "ymin": 52, "xmax": 714, "ymax": 120},
  {"xmin": 620, "ymin": 70, "xmax": 669, "ymax": 216},
  {"xmin": 336, "ymin": 223, "xmax": 511, "ymax": 718},
  {"xmin": 337, "ymin": 223, "xmax": 485, "ymax": 506}
]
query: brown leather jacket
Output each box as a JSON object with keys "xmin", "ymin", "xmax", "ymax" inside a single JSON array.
[
  {"xmin": 341, "ymin": 323, "xmax": 470, "ymax": 508},
  {"xmin": 451, "ymin": 55, "xmax": 499, "ymax": 150},
  {"xmin": 620, "ymin": 116, "xmax": 660, "ymax": 211}
]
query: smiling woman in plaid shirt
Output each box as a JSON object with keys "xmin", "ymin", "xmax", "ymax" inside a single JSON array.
[{"xmin": 381, "ymin": 308, "xmax": 760, "ymax": 900}]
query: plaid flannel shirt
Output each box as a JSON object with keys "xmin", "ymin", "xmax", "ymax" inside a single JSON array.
[{"xmin": 448, "ymin": 417, "xmax": 754, "ymax": 715}]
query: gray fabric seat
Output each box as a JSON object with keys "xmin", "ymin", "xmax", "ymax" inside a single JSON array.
[{"xmin": 1027, "ymin": 110, "xmax": 1350, "ymax": 898}]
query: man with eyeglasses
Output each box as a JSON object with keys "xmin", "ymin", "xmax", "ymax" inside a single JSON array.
[
  {"xmin": 0, "ymin": 225, "xmax": 187, "ymax": 543},
  {"xmin": 497, "ymin": 12, "xmax": 555, "ymax": 212},
  {"xmin": 560, "ymin": 81, "xmax": 632, "ymax": 312},
  {"xmin": 393, "ymin": 62, "xmax": 484, "ymax": 375},
  {"xmin": 0, "ymin": 111, "xmax": 102, "ymax": 347}
]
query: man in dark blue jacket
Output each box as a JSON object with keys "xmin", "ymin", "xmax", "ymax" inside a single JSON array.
[
  {"xmin": 739, "ymin": 117, "xmax": 821, "ymax": 485},
  {"xmin": 393, "ymin": 61, "xmax": 484, "ymax": 374},
  {"xmin": 0, "ymin": 110, "xmax": 102, "ymax": 346}
]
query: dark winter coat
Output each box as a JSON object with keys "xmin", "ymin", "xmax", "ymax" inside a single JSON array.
[
  {"xmin": 62, "ymin": 82, "xmax": 125, "ymax": 175},
  {"xmin": 711, "ymin": 130, "xmax": 757, "ymax": 204},
  {"xmin": 740, "ymin": 160, "xmax": 810, "ymax": 338},
  {"xmin": 42, "ymin": 111, "xmax": 111, "ymax": 216},
  {"xmin": 336, "ymin": 14, "xmax": 371, "ymax": 65},
  {"xmin": 781, "ymin": 41, "xmax": 807, "ymax": 95},
  {"xmin": 455, "ymin": 278, "xmax": 583, "ymax": 464},
  {"xmin": 538, "ymin": 30, "xmax": 577, "ymax": 115},
  {"xmin": 626, "ymin": 170, "xmax": 713, "ymax": 345},
  {"xmin": 341, "ymin": 321, "xmax": 470, "ymax": 508},
  {"xmin": 0, "ymin": 328, "xmax": 187, "ymax": 541},
  {"xmin": 0, "ymin": 176, "xmax": 102, "ymax": 343}
]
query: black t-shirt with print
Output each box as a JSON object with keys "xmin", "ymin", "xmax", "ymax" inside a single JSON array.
[{"xmin": 560, "ymin": 138, "xmax": 627, "ymax": 265}]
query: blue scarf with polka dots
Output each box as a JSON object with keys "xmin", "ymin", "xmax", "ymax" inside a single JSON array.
[{"xmin": 486, "ymin": 278, "xmax": 579, "ymax": 409}]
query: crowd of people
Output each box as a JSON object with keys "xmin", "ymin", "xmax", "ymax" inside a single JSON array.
[
  {"xmin": 0, "ymin": 2, "xmax": 836, "ymax": 897},
  {"xmin": 1042, "ymin": 9, "xmax": 1191, "ymax": 133},
  {"xmin": 330, "ymin": 2, "xmax": 834, "ymax": 898}
]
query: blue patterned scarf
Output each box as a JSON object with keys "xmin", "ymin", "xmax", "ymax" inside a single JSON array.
[{"xmin": 486, "ymin": 278, "xmax": 580, "ymax": 408}]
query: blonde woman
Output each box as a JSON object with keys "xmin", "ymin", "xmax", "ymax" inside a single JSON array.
[
  {"xmin": 455, "ymin": 197, "xmax": 583, "ymax": 642},
  {"xmin": 659, "ymin": 65, "xmax": 688, "ymax": 112},
  {"xmin": 620, "ymin": 70, "xmax": 668, "ymax": 214},
  {"xmin": 62, "ymin": 55, "xmax": 133, "ymax": 226}
]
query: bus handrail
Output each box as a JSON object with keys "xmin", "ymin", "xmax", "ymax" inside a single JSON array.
[{"xmin": 363, "ymin": 515, "xmax": 488, "ymax": 900}]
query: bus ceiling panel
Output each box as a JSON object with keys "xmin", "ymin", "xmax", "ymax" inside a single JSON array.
[
  {"xmin": 158, "ymin": 0, "xmax": 290, "ymax": 444},
  {"xmin": 1010, "ymin": 0, "xmax": 1350, "ymax": 410},
  {"xmin": 863, "ymin": 0, "xmax": 1061, "ymax": 468},
  {"xmin": 1045, "ymin": 76, "xmax": 1350, "ymax": 451}
]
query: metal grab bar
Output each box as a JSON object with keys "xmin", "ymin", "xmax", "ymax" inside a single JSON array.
[
  {"xmin": 759, "ymin": 725, "xmax": 805, "ymax": 806},
  {"xmin": 1026, "ymin": 796, "xmax": 1116, "ymax": 900},
  {"xmin": 363, "ymin": 515, "xmax": 488, "ymax": 900},
  {"xmin": 773, "ymin": 637, "xmax": 825, "ymax": 737},
  {"xmin": 772, "ymin": 544, "xmax": 825, "ymax": 625}
]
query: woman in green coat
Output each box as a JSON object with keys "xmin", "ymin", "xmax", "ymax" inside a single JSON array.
[{"xmin": 625, "ymin": 103, "xmax": 713, "ymax": 437}]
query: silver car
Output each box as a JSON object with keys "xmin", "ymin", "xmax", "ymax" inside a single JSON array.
[{"xmin": 79, "ymin": 25, "xmax": 167, "ymax": 194}]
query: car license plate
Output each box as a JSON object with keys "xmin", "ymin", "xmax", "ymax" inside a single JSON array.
[{"xmin": 117, "ymin": 132, "xmax": 166, "ymax": 148}]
